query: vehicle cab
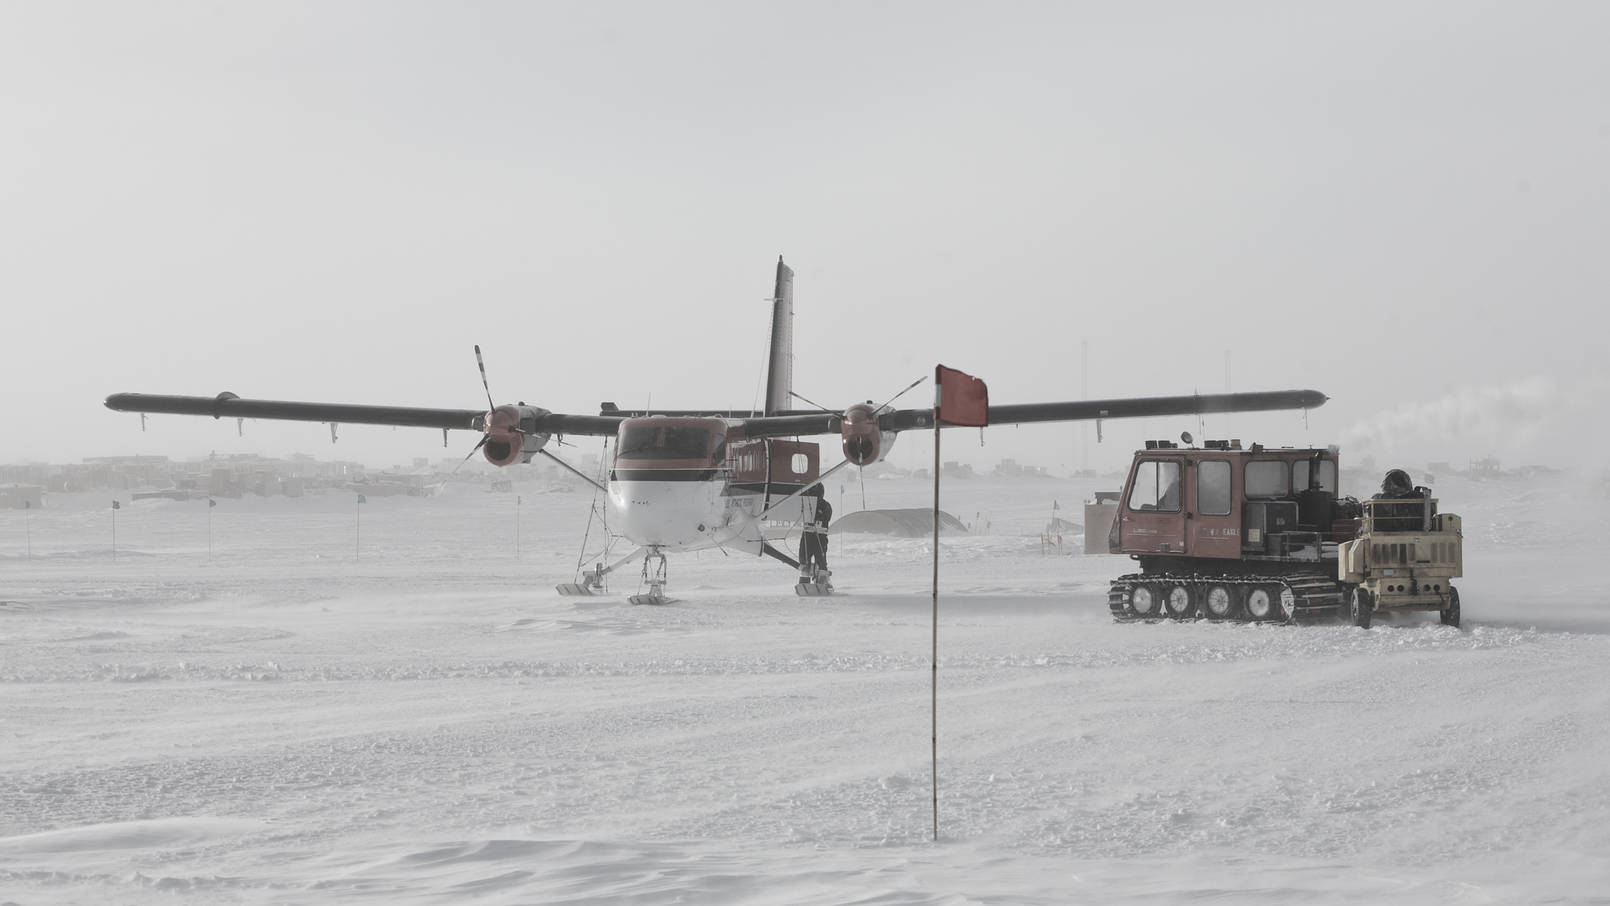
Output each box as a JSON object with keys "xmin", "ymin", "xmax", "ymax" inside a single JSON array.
[{"xmin": 1110, "ymin": 440, "xmax": 1358, "ymax": 567}]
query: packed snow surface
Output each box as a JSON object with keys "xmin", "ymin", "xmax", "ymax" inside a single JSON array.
[{"xmin": 3, "ymin": 473, "xmax": 1609, "ymax": 904}]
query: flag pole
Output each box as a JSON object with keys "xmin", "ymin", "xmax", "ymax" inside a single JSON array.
[
  {"xmin": 931, "ymin": 379, "xmax": 941, "ymax": 843},
  {"xmin": 927, "ymin": 364, "xmax": 987, "ymax": 846}
]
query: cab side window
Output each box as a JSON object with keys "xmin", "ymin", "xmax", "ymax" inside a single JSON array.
[
  {"xmin": 1198, "ymin": 460, "xmax": 1231, "ymax": 515},
  {"xmin": 1128, "ymin": 460, "xmax": 1182, "ymax": 512},
  {"xmin": 1245, "ymin": 461, "xmax": 1288, "ymax": 499},
  {"xmin": 1293, "ymin": 459, "xmax": 1337, "ymax": 493}
]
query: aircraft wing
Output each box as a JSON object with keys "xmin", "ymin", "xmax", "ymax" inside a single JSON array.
[
  {"xmin": 103, "ymin": 392, "xmax": 625, "ymax": 436},
  {"xmin": 108, "ymin": 388, "xmax": 1324, "ymax": 437},
  {"xmin": 643, "ymin": 388, "xmax": 1328, "ymax": 439},
  {"xmin": 877, "ymin": 388, "xmax": 1329, "ymax": 433}
]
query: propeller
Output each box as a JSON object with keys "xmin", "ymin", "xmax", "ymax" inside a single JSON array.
[
  {"xmin": 796, "ymin": 377, "xmax": 925, "ymax": 505},
  {"xmin": 876, "ymin": 376, "xmax": 926, "ymax": 413},
  {"xmin": 449, "ymin": 345, "xmax": 509, "ymax": 473},
  {"xmin": 474, "ymin": 344, "xmax": 497, "ymax": 412}
]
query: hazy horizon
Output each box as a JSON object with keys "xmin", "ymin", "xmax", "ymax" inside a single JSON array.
[{"xmin": 4, "ymin": 2, "xmax": 1605, "ymax": 475}]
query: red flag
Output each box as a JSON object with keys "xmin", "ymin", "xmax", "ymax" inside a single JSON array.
[{"xmin": 935, "ymin": 365, "xmax": 988, "ymax": 427}]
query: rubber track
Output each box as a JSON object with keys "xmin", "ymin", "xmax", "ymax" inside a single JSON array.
[{"xmin": 1108, "ymin": 572, "xmax": 1345, "ymax": 624}]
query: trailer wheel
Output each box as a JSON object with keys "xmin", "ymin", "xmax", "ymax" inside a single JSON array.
[
  {"xmin": 1245, "ymin": 586, "xmax": 1277, "ymax": 621},
  {"xmin": 1128, "ymin": 585, "xmax": 1159, "ymax": 619},
  {"xmin": 1350, "ymin": 586, "xmax": 1373, "ymax": 629},
  {"xmin": 1164, "ymin": 584, "xmax": 1194, "ymax": 620},
  {"xmin": 1203, "ymin": 584, "xmax": 1237, "ymax": 621},
  {"xmin": 1441, "ymin": 586, "xmax": 1461, "ymax": 628}
]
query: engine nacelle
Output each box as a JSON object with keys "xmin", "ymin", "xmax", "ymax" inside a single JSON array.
[
  {"xmin": 482, "ymin": 404, "xmax": 552, "ymax": 467},
  {"xmin": 841, "ymin": 402, "xmax": 896, "ymax": 466}
]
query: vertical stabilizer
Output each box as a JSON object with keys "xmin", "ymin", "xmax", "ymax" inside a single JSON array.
[{"xmin": 763, "ymin": 256, "xmax": 794, "ymax": 416}]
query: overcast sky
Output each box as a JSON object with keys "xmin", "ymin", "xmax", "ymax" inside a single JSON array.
[{"xmin": 3, "ymin": 1, "xmax": 1605, "ymax": 476}]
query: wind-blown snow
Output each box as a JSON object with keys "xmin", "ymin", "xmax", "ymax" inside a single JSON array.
[{"xmin": 3, "ymin": 473, "xmax": 1608, "ymax": 904}]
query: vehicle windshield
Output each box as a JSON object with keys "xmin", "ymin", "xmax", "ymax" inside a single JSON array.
[{"xmin": 616, "ymin": 423, "xmax": 721, "ymax": 462}]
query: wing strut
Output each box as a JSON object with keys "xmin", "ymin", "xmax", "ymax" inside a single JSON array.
[
  {"xmin": 760, "ymin": 541, "xmax": 800, "ymax": 569},
  {"xmin": 538, "ymin": 448, "xmax": 609, "ymax": 494}
]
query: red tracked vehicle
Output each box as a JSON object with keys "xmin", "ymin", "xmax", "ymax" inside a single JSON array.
[{"xmin": 1106, "ymin": 439, "xmax": 1462, "ymax": 626}]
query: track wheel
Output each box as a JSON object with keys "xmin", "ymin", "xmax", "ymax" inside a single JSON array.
[
  {"xmin": 1203, "ymin": 583, "xmax": 1237, "ymax": 621},
  {"xmin": 1164, "ymin": 584, "xmax": 1195, "ymax": 620},
  {"xmin": 1245, "ymin": 585, "xmax": 1277, "ymax": 622},
  {"xmin": 1128, "ymin": 584, "xmax": 1160, "ymax": 619},
  {"xmin": 1441, "ymin": 586, "xmax": 1461, "ymax": 627},
  {"xmin": 1350, "ymin": 585, "xmax": 1374, "ymax": 629}
]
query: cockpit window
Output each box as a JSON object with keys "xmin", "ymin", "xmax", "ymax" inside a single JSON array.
[{"xmin": 617, "ymin": 425, "xmax": 719, "ymax": 461}]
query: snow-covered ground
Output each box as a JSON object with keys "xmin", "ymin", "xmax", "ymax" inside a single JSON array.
[{"xmin": 3, "ymin": 472, "xmax": 1609, "ymax": 904}]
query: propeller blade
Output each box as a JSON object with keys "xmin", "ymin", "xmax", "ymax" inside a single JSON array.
[
  {"xmin": 448, "ymin": 435, "xmax": 490, "ymax": 478},
  {"xmin": 474, "ymin": 345, "xmax": 496, "ymax": 411},
  {"xmin": 876, "ymin": 376, "xmax": 926, "ymax": 412}
]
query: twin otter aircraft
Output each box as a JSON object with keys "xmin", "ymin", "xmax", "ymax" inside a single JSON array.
[{"xmin": 106, "ymin": 258, "xmax": 1327, "ymax": 602}]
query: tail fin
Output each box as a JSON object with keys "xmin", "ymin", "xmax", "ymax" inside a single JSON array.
[{"xmin": 763, "ymin": 256, "xmax": 794, "ymax": 416}]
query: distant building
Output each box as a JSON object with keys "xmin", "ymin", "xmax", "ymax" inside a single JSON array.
[
  {"xmin": 993, "ymin": 458, "xmax": 1049, "ymax": 478},
  {"xmin": 1, "ymin": 485, "xmax": 45, "ymax": 509}
]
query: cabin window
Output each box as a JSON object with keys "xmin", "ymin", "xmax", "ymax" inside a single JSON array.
[
  {"xmin": 791, "ymin": 453, "xmax": 810, "ymax": 474},
  {"xmin": 1293, "ymin": 459, "xmax": 1337, "ymax": 493},
  {"xmin": 1128, "ymin": 460, "xmax": 1182, "ymax": 512},
  {"xmin": 617, "ymin": 425, "xmax": 718, "ymax": 461},
  {"xmin": 1198, "ymin": 460, "xmax": 1231, "ymax": 515},
  {"xmin": 1245, "ymin": 460, "xmax": 1288, "ymax": 498}
]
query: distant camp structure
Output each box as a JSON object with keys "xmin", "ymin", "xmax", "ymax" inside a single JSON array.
[
  {"xmin": 1, "ymin": 485, "xmax": 45, "ymax": 509},
  {"xmin": 831, "ymin": 508, "xmax": 968, "ymax": 537}
]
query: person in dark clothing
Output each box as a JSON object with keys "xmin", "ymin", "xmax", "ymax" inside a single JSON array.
[
  {"xmin": 797, "ymin": 484, "xmax": 832, "ymax": 581},
  {"xmin": 1374, "ymin": 469, "xmax": 1424, "ymax": 499},
  {"xmin": 1372, "ymin": 468, "xmax": 1429, "ymax": 531}
]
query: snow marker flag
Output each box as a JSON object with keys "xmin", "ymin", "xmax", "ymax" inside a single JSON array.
[{"xmin": 935, "ymin": 365, "xmax": 988, "ymax": 427}]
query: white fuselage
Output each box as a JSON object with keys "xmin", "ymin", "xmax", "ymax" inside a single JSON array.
[
  {"xmin": 609, "ymin": 477, "xmax": 732, "ymax": 551},
  {"xmin": 605, "ymin": 416, "xmax": 815, "ymax": 553}
]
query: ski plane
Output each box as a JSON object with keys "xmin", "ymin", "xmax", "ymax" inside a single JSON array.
[{"xmin": 105, "ymin": 257, "xmax": 1327, "ymax": 602}]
